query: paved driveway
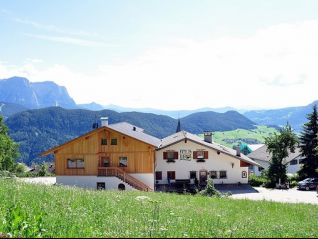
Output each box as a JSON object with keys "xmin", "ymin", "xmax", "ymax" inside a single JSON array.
[{"xmin": 230, "ymin": 187, "xmax": 318, "ymax": 205}]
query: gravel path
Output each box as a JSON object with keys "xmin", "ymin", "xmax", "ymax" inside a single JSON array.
[{"xmin": 231, "ymin": 187, "xmax": 318, "ymax": 204}]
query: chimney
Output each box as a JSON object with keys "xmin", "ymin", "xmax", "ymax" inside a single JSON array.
[
  {"xmin": 204, "ymin": 131, "xmax": 213, "ymax": 143},
  {"xmin": 236, "ymin": 146, "xmax": 241, "ymax": 157},
  {"xmin": 100, "ymin": 117, "xmax": 109, "ymax": 127}
]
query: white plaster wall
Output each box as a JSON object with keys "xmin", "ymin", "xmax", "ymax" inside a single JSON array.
[
  {"xmin": 56, "ymin": 176, "xmax": 135, "ymax": 190},
  {"xmin": 250, "ymin": 159, "xmax": 269, "ymax": 176},
  {"xmin": 286, "ymin": 163, "xmax": 301, "ymax": 175},
  {"xmin": 129, "ymin": 173, "xmax": 154, "ymax": 190},
  {"xmin": 156, "ymin": 140, "xmax": 249, "ymax": 184}
]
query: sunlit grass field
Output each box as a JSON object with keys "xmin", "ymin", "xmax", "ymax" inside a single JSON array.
[
  {"xmin": 204, "ymin": 126, "xmax": 278, "ymax": 148},
  {"xmin": 0, "ymin": 179, "xmax": 317, "ymax": 238}
]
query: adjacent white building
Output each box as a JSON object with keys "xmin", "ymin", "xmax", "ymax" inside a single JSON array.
[
  {"xmin": 247, "ymin": 145, "xmax": 304, "ymax": 176},
  {"xmin": 155, "ymin": 131, "xmax": 260, "ymax": 188}
]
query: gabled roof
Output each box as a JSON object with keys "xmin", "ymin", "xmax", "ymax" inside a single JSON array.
[
  {"xmin": 42, "ymin": 122, "xmax": 161, "ymax": 156},
  {"xmin": 107, "ymin": 122, "xmax": 161, "ymax": 147},
  {"xmin": 159, "ymin": 131, "xmax": 260, "ymax": 166},
  {"xmin": 248, "ymin": 144, "xmax": 265, "ymax": 151},
  {"xmin": 247, "ymin": 145, "xmax": 303, "ymax": 165}
]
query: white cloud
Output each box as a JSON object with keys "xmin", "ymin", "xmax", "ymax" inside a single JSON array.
[
  {"xmin": 15, "ymin": 18, "xmax": 100, "ymax": 38},
  {"xmin": 24, "ymin": 33, "xmax": 118, "ymax": 48},
  {"xmin": 1, "ymin": 20, "xmax": 318, "ymax": 110}
]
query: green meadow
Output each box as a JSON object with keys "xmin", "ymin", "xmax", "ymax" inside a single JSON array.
[
  {"xmin": 208, "ymin": 126, "xmax": 278, "ymax": 148},
  {"xmin": 0, "ymin": 179, "xmax": 317, "ymax": 238}
]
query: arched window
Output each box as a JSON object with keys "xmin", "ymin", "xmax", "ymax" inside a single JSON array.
[{"xmin": 118, "ymin": 183, "xmax": 126, "ymax": 191}]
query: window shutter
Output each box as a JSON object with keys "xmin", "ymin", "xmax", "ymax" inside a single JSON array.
[
  {"xmin": 174, "ymin": 152, "xmax": 179, "ymax": 160},
  {"xmin": 163, "ymin": 152, "xmax": 168, "ymax": 160},
  {"xmin": 204, "ymin": 151, "xmax": 208, "ymax": 159},
  {"xmin": 193, "ymin": 151, "xmax": 198, "ymax": 159}
]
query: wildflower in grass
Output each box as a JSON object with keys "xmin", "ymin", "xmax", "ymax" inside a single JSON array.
[
  {"xmin": 0, "ymin": 233, "xmax": 10, "ymax": 238},
  {"xmin": 135, "ymin": 196, "xmax": 151, "ymax": 202},
  {"xmin": 159, "ymin": 227, "xmax": 168, "ymax": 231}
]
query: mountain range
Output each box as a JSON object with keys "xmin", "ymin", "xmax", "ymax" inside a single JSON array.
[
  {"xmin": 0, "ymin": 76, "xmax": 76, "ymax": 109},
  {"xmin": 6, "ymin": 107, "xmax": 256, "ymax": 165},
  {"xmin": 1, "ymin": 76, "xmax": 316, "ymax": 133},
  {"xmin": 244, "ymin": 101, "xmax": 318, "ymax": 132},
  {"xmin": 1, "ymin": 76, "xmax": 317, "ymax": 165},
  {"xmin": 79, "ymin": 103, "xmax": 242, "ymax": 117}
]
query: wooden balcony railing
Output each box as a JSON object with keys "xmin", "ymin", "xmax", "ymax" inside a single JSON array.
[{"xmin": 98, "ymin": 167, "xmax": 152, "ymax": 192}]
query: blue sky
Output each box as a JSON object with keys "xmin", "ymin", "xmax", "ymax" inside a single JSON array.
[{"xmin": 1, "ymin": 0, "xmax": 318, "ymax": 109}]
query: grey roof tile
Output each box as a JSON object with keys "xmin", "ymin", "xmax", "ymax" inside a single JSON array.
[
  {"xmin": 107, "ymin": 122, "xmax": 161, "ymax": 147},
  {"xmin": 247, "ymin": 145, "xmax": 302, "ymax": 164}
]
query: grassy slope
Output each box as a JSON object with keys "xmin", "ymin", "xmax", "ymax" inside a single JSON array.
[
  {"xmin": 0, "ymin": 179, "xmax": 317, "ymax": 238},
  {"xmin": 206, "ymin": 126, "xmax": 278, "ymax": 148}
]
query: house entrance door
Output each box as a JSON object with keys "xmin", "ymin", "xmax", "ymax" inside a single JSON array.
[{"xmin": 199, "ymin": 170, "xmax": 208, "ymax": 185}]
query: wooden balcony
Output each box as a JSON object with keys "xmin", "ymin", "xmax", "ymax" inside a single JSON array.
[{"xmin": 98, "ymin": 167, "xmax": 152, "ymax": 192}]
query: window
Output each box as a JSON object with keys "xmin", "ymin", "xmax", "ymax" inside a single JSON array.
[
  {"xmin": 118, "ymin": 183, "xmax": 126, "ymax": 191},
  {"xmin": 210, "ymin": 171, "xmax": 218, "ymax": 179},
  {"xmin": 242, "ymin": 171, "xmax": 247, "ymax": 178},
  {"xmin": 167, "ymin": 171, "xmax": 176, "ymax": 180},
  {"xmin": 190, "ymin": 171, "xmax": 197, "ymax": 179},
  {"xmin": 258, "ymin": 167, "xmax": 264, "ymax": 172},
  {"xmin": 219, "ymin": 171, "xmax": 227, "ymax": 179},
  {"xmin": 101, "ymin": 138, "xmax": 107, "ymax": 145},
  {"xmin": 101, "ymin": 157, "xmax": 110, "ymax": 167},
  {"xmin": 290, "ymin": 159, "xmax": 298, "ymax": 165},
  {"xmin": 67, "ymin": 159, "xmax": 84, "ymax": 169},
  {"xmin": 167, "ymin": 151, "xmax": 176, "ymax": 160},
  {"xmin": 119, "ymin": 157, "xmax": 128, "ymax": 167},
  {"xmin": 163, "ymin": 151, "xmax": 178, "ymax": 161},
  {"xmin": 77, "ymin": 159, "xmax": 85, "ymax": 168},
  {"xmin": 156, "ymin": 171, "xmax": 162, "ymax": 180},
  {"xmin": 111, "ymin": 138, "xmax": 117, "ymax": 145},
  {"xmin": 197, "ymin": 151, "xmax": 205, "ymax": 159},
  {"xmin": 193, "ymin": 151, "xmax": 208, "ymax": 161},
  {"xmin": 97, "ymin": 182, "xmax": 105, "ymax": 190},
  {"xmin": 67, "ymin": 159, "xmax": 76, "ymax": 168}
]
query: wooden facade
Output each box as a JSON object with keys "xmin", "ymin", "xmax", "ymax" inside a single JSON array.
[{"xmin": 42, "ymin": 127, "xmax": 156, "ymax": 176}]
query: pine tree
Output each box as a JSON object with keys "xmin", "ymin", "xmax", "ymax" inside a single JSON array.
[
  {"xmin": 299, "ymin": 105, "xmax": 318, "ymax": 179},
  {"xmin": 0, "ymin": 115, "xmax": 19, "ymax": 171},
  {"xmin": 265, "ymin": 124, "xmax": 298, "ymax": 187}
]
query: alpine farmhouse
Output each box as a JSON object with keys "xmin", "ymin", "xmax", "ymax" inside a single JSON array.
[{"xmin": 42, "ymin": 118, "xmax": 260, "ymax": 191}]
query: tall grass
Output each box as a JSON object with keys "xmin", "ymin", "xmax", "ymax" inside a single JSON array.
[{"xmin": 0, "ymin": 179, "xmax": 317, "ymax": 238}]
